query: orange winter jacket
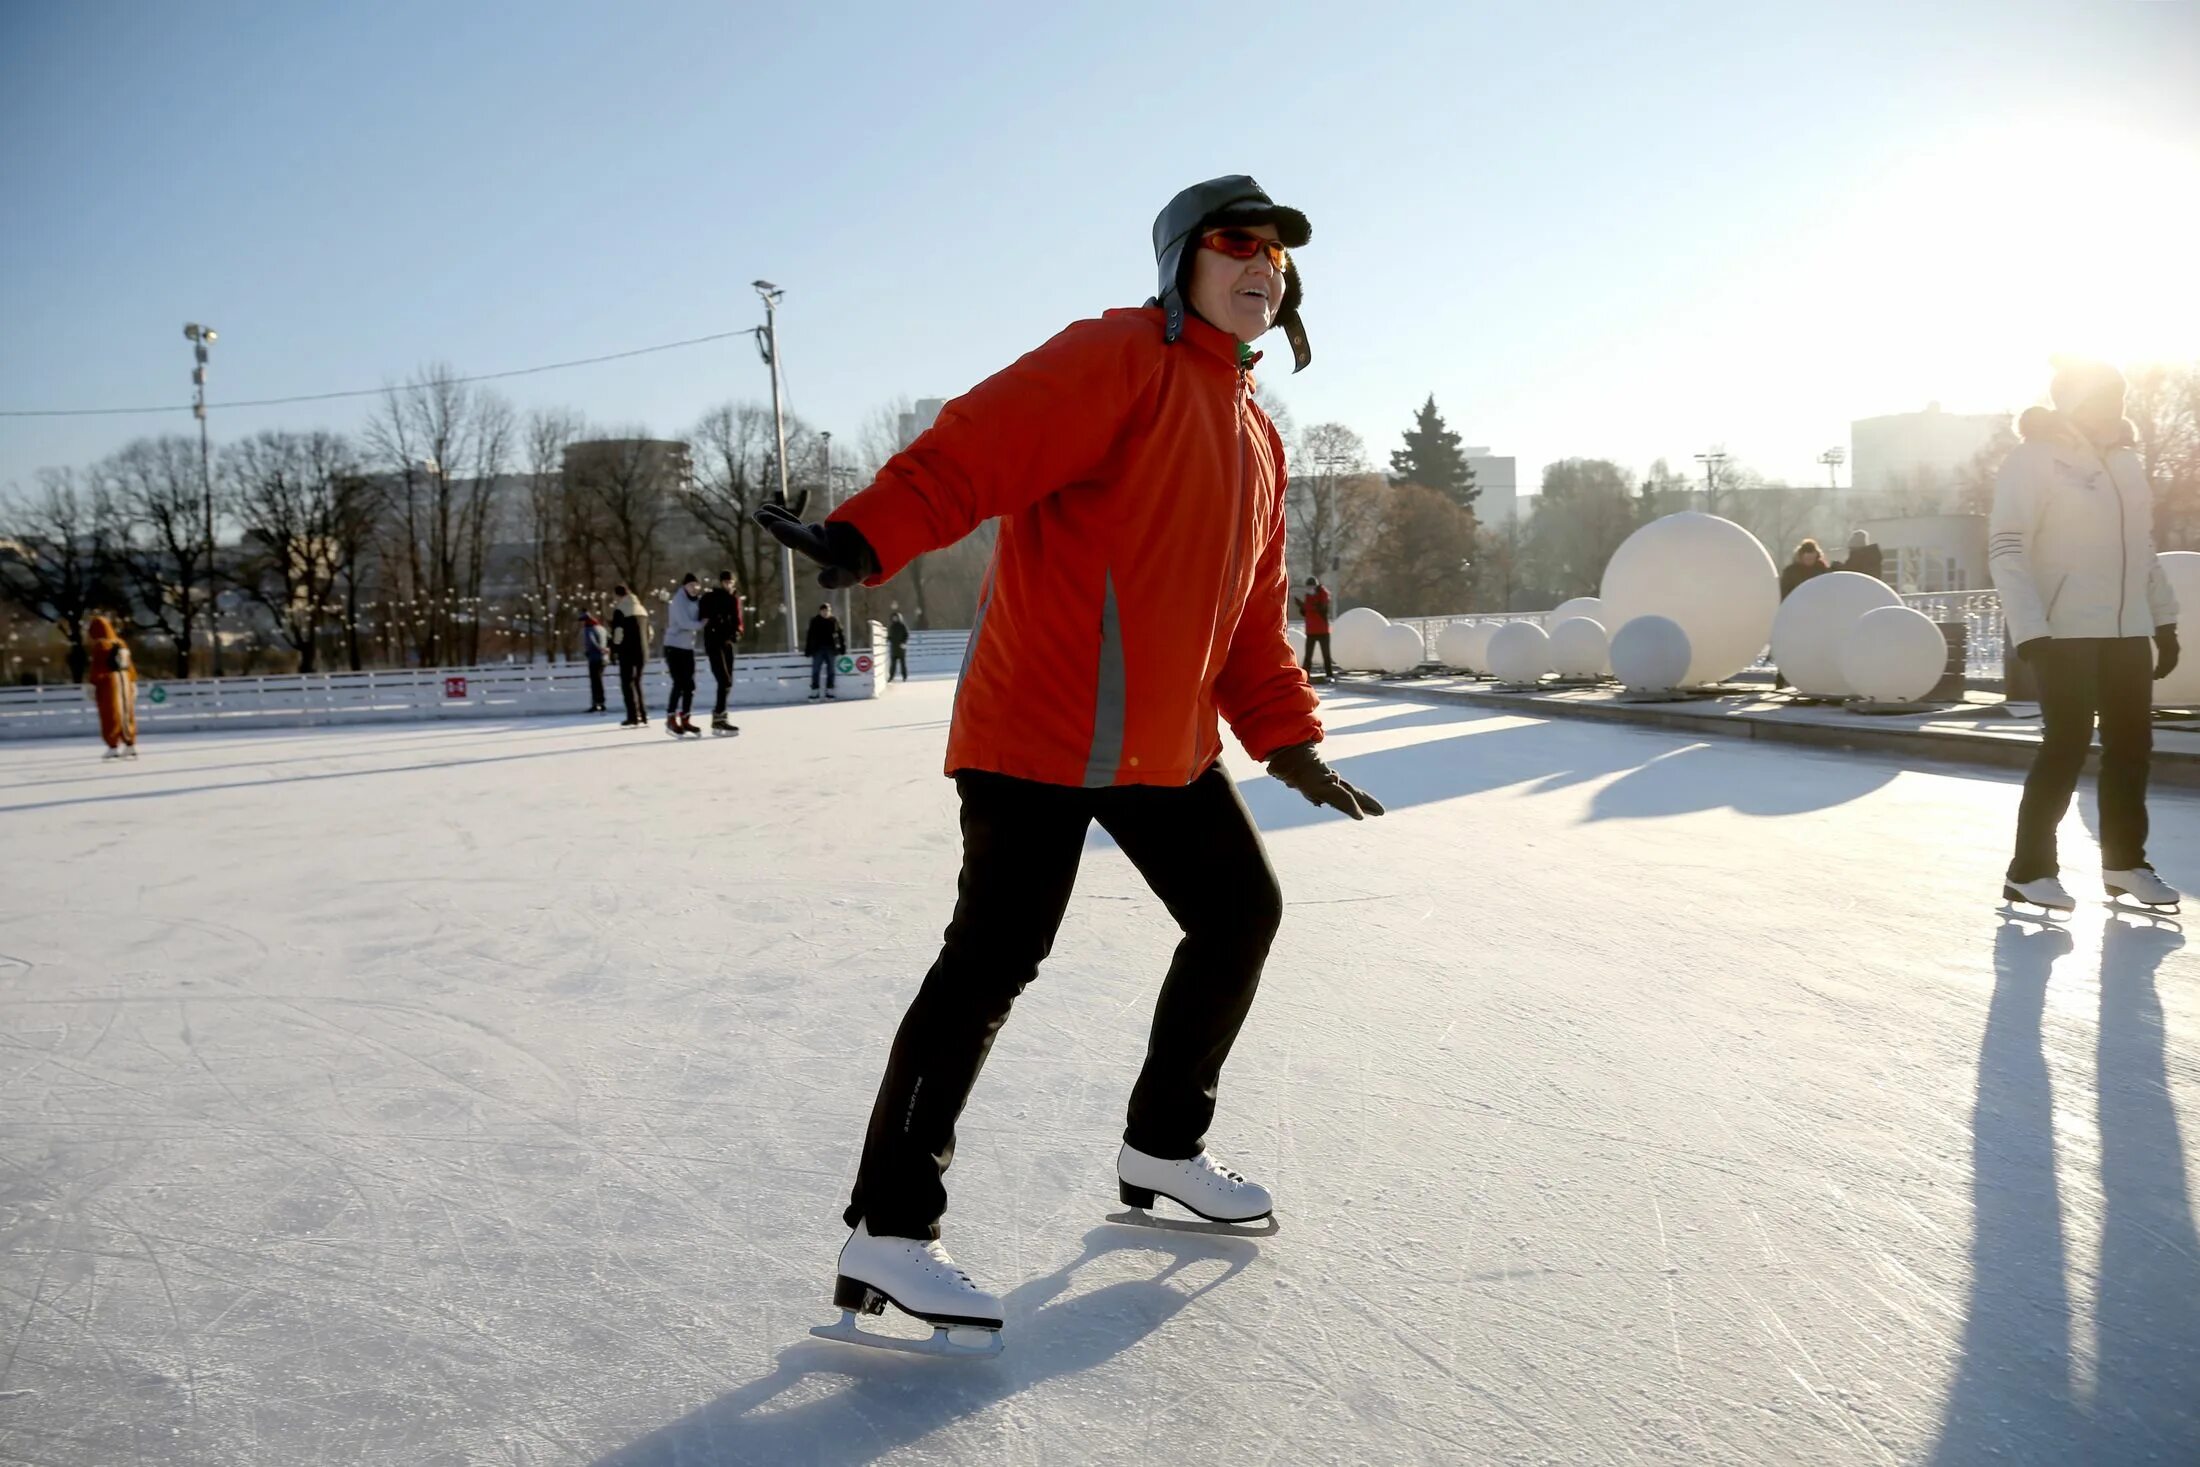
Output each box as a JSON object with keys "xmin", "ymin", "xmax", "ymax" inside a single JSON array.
[{"xmin": 832, "ymin": 307, "xmax": 1321, "ymax": 788}]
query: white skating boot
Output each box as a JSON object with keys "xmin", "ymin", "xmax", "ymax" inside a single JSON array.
[
  {"xmin": 812, "ymin": 1223, "xmax": 1004, "ymax": 1358},
  {"xmin": 1114, "ymin": 1143, "xmax": 1276, "ymax": 1233},
  {"xmin": 2104, "ymin": 865, "xmax": 2180, "ymax": 913},
  {"xmin": 2003, "ymin": 875, "xmax": 2076, "ymax": 915}
]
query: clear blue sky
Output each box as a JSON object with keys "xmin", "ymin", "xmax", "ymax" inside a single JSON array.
[{"xmin": 4, "ymin": 1, "xmax": 2196, "ymax": 498}]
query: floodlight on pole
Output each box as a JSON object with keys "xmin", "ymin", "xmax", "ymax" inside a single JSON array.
[
  {"xmin": 1818, "ymin": 446, "xmax": 1846, "ymax": 490},
  {"xmin": 185, "ymin": 323, "xmax": 222, "ymax": 675},
  {"xmin": 1694, "ymin": 450, "xmax": 1730, "ymax": 515},
  {"xmin": 754, "ymin": 282, "xmax": 798, "ymax": 651}
]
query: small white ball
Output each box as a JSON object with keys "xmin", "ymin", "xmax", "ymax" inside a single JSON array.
[
  {"xmin": 1547, "ymin": 617, "xmax": 1610, "ymax": 678},
  {"xmin": 1840, "ymin": 605, "xmax": 1947, "ymax": 703},
  {"xmin": 1549, "ymin": 596, "xmax": 1604, "ymax": 628},
  {"xmin": 1488, "ymin": 620, "xmax": 1553, "ymax": 684},
  {"xmin": 2154, "ymin": 552, "xmax": 2200, "ymax": 706},
  {"xmin": 1610, "ymin": 615, "xmax": 1693, "ymax": 693},
  {"xmin": 1434, "ymin": 620, "xmax": 1483, "ymax": 672},
  {"xmin": 1376, "ymin": 623, "xmax": 1426, "ymax": 675},
  {"xmin": 1330, "ymin": 607, "xmax": 1390, "ymax": 670}
]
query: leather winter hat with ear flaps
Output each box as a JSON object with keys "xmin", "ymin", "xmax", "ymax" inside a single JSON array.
[{"xmin": 1149, "ymin": 175, "xmax": 1312, "ymax": 372}]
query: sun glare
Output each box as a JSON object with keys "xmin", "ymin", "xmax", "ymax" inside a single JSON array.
[{"xmin": 1825, "ymin": 118, "xmax": 2200, "ymax": 410}]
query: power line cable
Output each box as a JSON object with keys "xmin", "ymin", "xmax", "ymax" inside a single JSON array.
[{"xmin": 0, "ymin": 326, "xmax": 760, "ymax": 419}]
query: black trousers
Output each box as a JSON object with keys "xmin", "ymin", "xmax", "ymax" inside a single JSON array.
[
  {"xmin": 844, "ymin": 765, "xmax": 1284, "ymax": 1239},
  {"xmin": 664, "ymin": 647, "xmax": 696, "ymax": 718},
  {"xmin": 707, "ymin": 639, "xmax": 735, "ymax": 717},
  {"xmin": 810, "ymin": 652, "xmax": 838, "ymax": 690},
  {"xmin": 618, "ymin": 659, "xmax": 646, "ymax": 722},
  {"xmin": 586, "ymin": 660, "xmax": 606, "ymax": 711},
  {"xmin": 1302, "ymin": 633, "xmax": 1334, "ymax": 678},
  {"xmin": 2011, "ymin": 637, "xmax": 2154, "ymax": 879},
  {"xmin": 890, "ymin": 646, "xmax": 909, "ymax": 681}
]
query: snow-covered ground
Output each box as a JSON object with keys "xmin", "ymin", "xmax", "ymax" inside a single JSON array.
[{"xmin": 2, "ymin": 677, "xmax": 2196, "ymax": 1467}]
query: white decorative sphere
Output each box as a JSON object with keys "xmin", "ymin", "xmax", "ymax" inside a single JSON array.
[
  {"xmin": 1840, "ymin": 605, "xmax": 1947, "ymax": 702},
  {"xmin": 1433, "ymin": 620, "xmax": 1484, "ymax": 672},
  {"xmin": 1600, "ymin": 513, "xmax": 1779, "ymax": 685},
  {"xmin": 1376, "ymin": 623, "xmax": 1425, "ymax": 675},
  {"xmin": 1770, "ymin": 571, "xmax": 1904, "ymax": 698},
  {"xmin": 1610, "ymin": 615, "xmax": 1693, "ymax": 693},
  {"xmin": 2154, "ymin": 552, "xmax": 2200, "ymax": 706},
  {"xmin": 1547, "ymin": 617, "xmax": 1610, "ymax": 678},
  {"xmin": 1487, "ymin": 620, "xmax": 1552, "ymax": 684},
  {"xmin": 1549, "ymin": 596, "xmax": 1604, "ymax": 628},
  {"xmin": 1285, "ymin": 625, "xmax": 1306, "ymax": 665},
  {"xmin": 1330, "ymin": 607, "xmax": 1390, "ymax": 671}
]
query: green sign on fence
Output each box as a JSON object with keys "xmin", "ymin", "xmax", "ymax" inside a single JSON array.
[{"xmin": 148, "ymin": 685, "xmax": 168, "ymax": 705}]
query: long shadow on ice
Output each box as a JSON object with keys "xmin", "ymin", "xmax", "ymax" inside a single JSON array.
[
  {"xmin": 1177, "ymin": 715, "xmax": 1896, "ymax": 841},
  {"xmin": 1930, "ymin": 918, "xmax": 2200, "ymax": 1466},
  {"xmin": 592, "ymin": 1224, "xmax": 1257, "ymax": 1467}
]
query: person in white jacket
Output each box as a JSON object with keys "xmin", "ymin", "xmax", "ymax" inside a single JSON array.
[
  {"xmin": 661, "ymin": 574, "xmax": 706, "ymax": 737},
  {"xmin": 1989, "ymin": 358, "xmax": 2180, "ymax": 912}
]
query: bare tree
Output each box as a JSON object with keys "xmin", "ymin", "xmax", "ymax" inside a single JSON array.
[
  {"xmin": 225, "ymin": 430, "xmax": 363, "ymax": 673},
  {"xmin": 94, "ymin": 435, "xmax": 213, "ymax": 677},
  {"xmin": 0, "ymin": 469, "xmax": 115, "ymax": 678},
  {"xmin": 2129, "ymin": 361, "xmax": 2200, "ymax": 548},
  {"xmin": 1288, "ymin": 423, "xmax": 1380, "ymax": 589},
  {"xmin": 572, "ymin": 431, "xmax": 678, "ymax": 593},
  {"xmin": 1348, "ymin": 481, "xmax": 1477, "ymax": 616},
  {"xmin": 687, "ymin": 402, "xmax": 789, "ymax": 637},
  {"xmin": 519, "ymin": 407, "xmax": 586, "ymax": 661},
  {"xmin": 1520, "ymin": 458, "xmax": 1639, "ymax": 601}
]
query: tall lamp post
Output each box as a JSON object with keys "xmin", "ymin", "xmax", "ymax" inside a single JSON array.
[
  {"xmin": 1818, "ymin": 446, "xmax": 1846, "ymax": 490},
  {"xmin": 753, "ymin": 281, "xmax": 799, "ymax": 653},
  {"xmin": 185, "ymin": 322, "xmax": 221, "ymax": 675},
  {"xmin": 1694, "ymin": 449, "xmax": 1729, "ymax": 517}
]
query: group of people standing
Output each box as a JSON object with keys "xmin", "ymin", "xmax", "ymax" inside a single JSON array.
[
  {"xmin": 576, "ymin": 575, "xmax": 909, "ymax": 727},
  {"xmin": 581, "ymin": 570, "xmax": 748, "ymax": 736}
]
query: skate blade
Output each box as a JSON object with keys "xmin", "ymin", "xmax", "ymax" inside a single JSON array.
[
  {"xmin": 810, "ymin": 1311, "xmax": 1003, "ymax": 1359},
  {"xmin": 2107, "ymin": 896, "xmax": 2182, "ymax": 920},
  {"xmin": 1104, "ymin": 1207, "xmax": 1279, "ymax": 1238},
  {"xmin": 2000, "ymin": 889, "xmax": 2074, "ymax": 918}
]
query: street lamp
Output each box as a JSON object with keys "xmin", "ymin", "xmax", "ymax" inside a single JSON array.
[
  {"xmin": 185, "ymin": 322, "xmax": 220, "ymax": 676},
  {"xmin": 1694, "ymin": 450, "xmax": 1729, "ymax": 515},
  {"xmin": 754, "ymin": 280, "xmax": 799, "ymax": 652},
  {"xmin": 1818, "ymin": 446, "xmax": 1846, "ymax": 490}
]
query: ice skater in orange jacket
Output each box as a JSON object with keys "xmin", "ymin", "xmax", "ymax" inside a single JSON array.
[
  {"xmin": 85, "ymin": 616, "xmax": 138, "ymax": 758},
  {"xmin": 758, "ymin": 176, "xmax": 1384, "ymax": 1345}
]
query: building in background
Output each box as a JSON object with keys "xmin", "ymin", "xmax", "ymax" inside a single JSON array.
[
  {"xmin": 1463, "ymin": 447, "xmax": 1518, "ymax": 525},
  {"xmin": 896, "ymin": 399, "xmax": 946, "ymax": 452},
  {"xmin": 1850, "ymin": 404, "xmax": 2007, "ymax": 497}
]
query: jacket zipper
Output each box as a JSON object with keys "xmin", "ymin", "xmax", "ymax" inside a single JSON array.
[{"xmin": 1205, "ymin": 367, "xmax": 1253, "ymax": 773}]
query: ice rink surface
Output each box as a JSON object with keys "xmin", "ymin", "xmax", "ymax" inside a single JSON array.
[{"xmin": 2, "ymin": 677, "xmax": 2195, "ymax": 1466}]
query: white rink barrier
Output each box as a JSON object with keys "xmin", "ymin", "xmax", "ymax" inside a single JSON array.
[{"xmin": 0, "ymin": 626, "xmax": 891, "ymax": 742}]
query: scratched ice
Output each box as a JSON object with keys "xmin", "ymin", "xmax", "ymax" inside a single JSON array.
[{"xmin": 1, "ymin": 678, "xmax": 2195, "ymax": 1465}]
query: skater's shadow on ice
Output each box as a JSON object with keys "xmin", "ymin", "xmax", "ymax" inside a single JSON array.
[
  {"xmin": 592, "ymin": 1224, "xmax": 1257, "ymax": 1467},
  {"xmin": 1928, "ymin": 919, "xmax": 2200, "ymax": 1466},
  {"xmin": 1180, "ymin": 717, "xmax": 1894, "ymax": 840}
]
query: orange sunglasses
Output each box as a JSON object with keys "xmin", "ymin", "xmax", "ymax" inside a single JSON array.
[{"xmin": 1200, "ymin": 228, "xmax": 1290, "ymax": 271}]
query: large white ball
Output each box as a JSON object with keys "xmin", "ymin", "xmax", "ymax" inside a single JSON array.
[
  {"xmin": 1285, "ymin": 625, "xmax": 1306, "ymax": 664},
  {"xmin": 1433, "ymin": 620, "xmax": 1486, "ymax": 672},
  {"xmin": 1601, "ymin": 513, "xmax": 1779, "ymax": 685},
  {"xmin": 1610, "ymin": 615, "xmax": 1692, "ymax": 693},
  {"xmin": 1376, "ymin": 623, "xmax": 1425, "ymax": 675},
  {"xmin": 1840, "ymin": 605, "xmax": 1947, "ymax": 702},
  {"xmin": 2155, "ymin": 552, "xmax": 2200, "ymax": 706},
  {"xmin": 1770, "ymin": 571, "xmax": 1904, "ymax": 698},
  {"xmin": 1548, "ymin": 617, "xmax": 1610, "ymax": 678},
  {"xmin": 1549, "ymin": 596, "xmax": 1604, "ymax": 628},
  {"xmin": 1331, "ymin": 607, "xmax": 1390, "ymax": 671},
  {"xmin": 1487, "ymin": 620, "xmax": 1552, "ymax": 684}
]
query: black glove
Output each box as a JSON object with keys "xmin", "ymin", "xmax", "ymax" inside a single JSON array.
[
  {"xmin": 2156, "ymin": 624, "xmax": 2180, "ymax": 681},
  {"xmin": 2018, "ymin": 637, "xmax": 2051, "ymax": 664},
  {"xmin": 1265, "ymin": 741, "xmax": 1385, "ymax": 820},
  {"xmin": 753, "ymin": 504, "xmax": 879, "ymax": 590}
]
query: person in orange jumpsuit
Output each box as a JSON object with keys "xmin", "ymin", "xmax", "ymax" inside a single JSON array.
[{"xmin": 85, "ymin": 616, "xmax": 138, "ymax": 758}]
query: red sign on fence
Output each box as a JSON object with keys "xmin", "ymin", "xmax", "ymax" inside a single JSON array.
[
  {"xmin": 443, "ymin": 676, "xmax": 468, "ymax": 699},
  {"xmin": 855, "ymin": 655, "xmax": 874, "ymax": 674}
]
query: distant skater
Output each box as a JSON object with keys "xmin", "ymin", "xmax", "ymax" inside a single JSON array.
[{"xmin": 86, "ymin": 616, "xmax": 138, "ymax": 759}]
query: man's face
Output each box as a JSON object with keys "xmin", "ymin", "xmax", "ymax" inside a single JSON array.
[
  {"xmin": 685, "ymin": 582, "xmax": 700, "ymax": 598},
  {"xmin": 2071, "ymin": 383, "xmax": 2128, "ymax": 444},
  {"xmin": 1188, "ymin": 223, "xmax": 1285, "ymax": 345}
]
